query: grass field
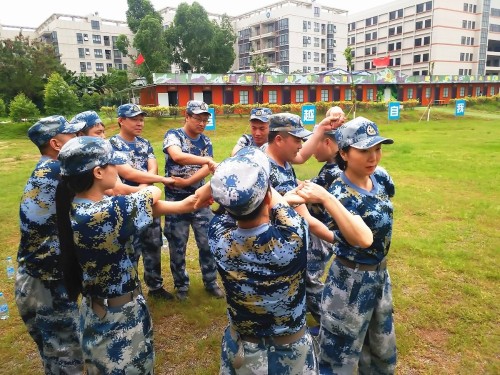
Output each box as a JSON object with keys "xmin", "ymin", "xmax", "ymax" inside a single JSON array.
[{"xmin": 0, "ymin": 107, "xmax": 499, "ymax": 374}]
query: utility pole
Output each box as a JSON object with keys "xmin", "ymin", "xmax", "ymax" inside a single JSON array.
[{"xmin": 420, "ymin": 61, "xmax": 435, "ymax": 122}]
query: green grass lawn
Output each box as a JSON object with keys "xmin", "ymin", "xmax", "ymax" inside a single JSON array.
[{"xmin": 0, "ymin": 107, "xmax": 499, "ymax": 374}]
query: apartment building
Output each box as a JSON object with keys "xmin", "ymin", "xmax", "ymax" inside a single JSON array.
[
  {"xmin": 1, "ymin": 13, "xmax": 135, "ymax": 76},
  {"xmin": 348, "ymin": 0, "xmax": 500, "ymax": 76},
  {"xmin": 230, "ymin": 0, "xmax": 348, "ymax": 74}
]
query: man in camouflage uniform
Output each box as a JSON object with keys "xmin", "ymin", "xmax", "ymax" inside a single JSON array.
[
  {"xmin": 231, "ymin": 107, "xmax": 272, "ymax": 155},
  {"xmin": 109, "ymin": 103, "xmax": 174, "ymax": 300},
  {"xmin": 201, "ymin": 147, "xmax": 317, "ymax": 374},
  {"xmin": 16, "ymin": 115, "xmax": 85, "ymax": 374},
  {"xmin": 163, "ymin": 100, "xmax": 223, "ymax": 300}
]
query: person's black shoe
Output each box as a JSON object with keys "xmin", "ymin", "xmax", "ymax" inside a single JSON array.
[
  {"xmin": 148, "ymin": 287, "xmax": 174, "ymax": 301},
  {"xmin": 206, "ymin": 286, "xmax": 225, "ymax": 299},
  {"xmin": 176, "ymin": 290, "xmax": 188, "ymax": 301}
]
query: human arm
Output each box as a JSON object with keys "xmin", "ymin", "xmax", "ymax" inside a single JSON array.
[
  {"xmin": 116, "ymin": 163, "xmax": 173, "ymax": 186},
  {"xmin": 290, "ymin": 114, "xmax": 338, "ymax": 164},
  {"xmin": 147, "ymin": 158, "xmax": 158, "ymax": 175},
  {"xmin": 169, "ymin": 164, "xmax": 212, "ymax": 189},
  {"xmin": 165, "ymin": 144, "xmax": 216, "ymax": 170},
  {"xmin": 297, "ymin": 181, "xmax": 373, "ymax": 248},
  {"xmin": 152, "ymin": 194, "xmax": 198, "ymax": 217}
]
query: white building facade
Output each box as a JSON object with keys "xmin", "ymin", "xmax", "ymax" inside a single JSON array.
[{"xmin": 348, "ymin": 0, "xmax": 500, "ymax": 76}]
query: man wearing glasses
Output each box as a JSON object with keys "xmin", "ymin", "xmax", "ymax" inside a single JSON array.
[{"xmin": 162, "ymin": 100, "xmax": 224, "ymax": 300}]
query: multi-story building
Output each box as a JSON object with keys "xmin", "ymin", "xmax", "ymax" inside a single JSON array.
[
  {"xmin": 348, "ymin": 0, "xmax": 500, "ymax": 76},
  {"xmin": 1, "ymin": 13, "xmax": 135, "ymax": 76},
  {"xmin": 231, "ymin": 0, "xmax": 348, "ymax": 74}
]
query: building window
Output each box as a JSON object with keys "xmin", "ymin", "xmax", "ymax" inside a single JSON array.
[
  {"xmin": 425, "ymin": 87, "xmax": 431, "ymax": 98},
  {"xmin": 321, "ymin": 89, "xmax": 329, "ymax": 101},
  {"xmin": 414, "ymin": 54, "xmax": 421, "ymax": 63},
  {"xmin": 388, "ymin": 26, "xmax": 402, "ymax": 36},
  {"xmin": 314, "ymin": 52, "xmax": 319, "ymax": 62},
  {"xmin": 269, "ymin": 90, "xmax": 277, "ymax": 104},
  {"xmin": 407, "ymin": 88, "xmax": 414, "ymax": 99},
  {"xmin": 91, "ymin": 20, "xmax": 100, "ymax": 30},
  {"xmin": 314, "ymin": 37, "xmax": 319, "ymax": 47},
  {"xmin": 366, "ymin": 16, "xmax": 378, "ymax": 27},
  {"xmin": 388, "ymin": 41, "xmax": 402, "ymax": 51},
  {"xmin": 423, "ymin": 53, "xmax": 429, "ymax": 62},
  {"xmin": 303, "ymin": 21, "xmax": 308, "ymax": 32},
  {"xmin": 76, "ymin": 33, "xmax": 83, "ymax": 44},
  {"xmin": 390, "ymin": 57, "xmax": 401, "ymax": 66},
  {"xmin": 443, "ymin": 88, "xmax": 449, "ymax": 98},
  {"xmin": 105, "ymin": 50, "xmax": 112, "ymax": 60},
  {"xmin": 345, "ymin": 89, "xmax": 352, "ymax": 101},
  {"xmin": 85, "ymin": 48, "xmax": 90, "ymax": 55},
  {"xmin": 460, "ymin": 87, "xmax": 466, "ymax": 96},
  {"xmin": 78, "ymin": 48, "xmax": 85, "ymax": 58},
  {"xmin": 490, "ymin": 87, "xmax": 496, "ymax": 96},
  {"xmin": 93, "ymin": 49, "xmax": 102, "ymax": 58},
  {"xmin": 365, "ymin": 62, "xmax": 371, "ymax": 69},
  {"xmin": 296, "ymin": 90, "xmax": 304, "ymax": 103},
  {"xmin": 106, "ymin": 63, "xmax": 113, "ymax": 71},
  {"xmin": 80, "ymin": 62, "xmax": 86, "ymax": 72},
  {"xmin": 314, "ymin": 6, "xmax": 320, "ymax": 17},
  {"xmin": 416, "ymin": 1, "xmax": 432, "ymax": 14},
  {"xmin": 389, "ymin": 9, "xmax": 403, "ymax": 20},
  {"xmin": 240, "ymin": 91, "xmax": 249, "ymax": 104},
  {"xmin": 367, "ymin": 88, "xmax": 374, "ymax": 101},
  {"xmin": 86, "ymin": 62, "xmax": 92, "ymax": 71},
  {"xmin": 83, "ymin": 33, "xmax": 89, "ymax": 41},
  {"xmin": 92, "ymin": 35, "xmax": 101, "ymax": 44},
  {"xmin": 303, "ymin": 51, "xmax": 307, "ymax": 62},
  {"xmin": 96, "ymin": 63, "xmax": 104, "ymax": 71},
  {"xmin": 314, "ymin": 23, "xmax": 320, "ymax": 32}
]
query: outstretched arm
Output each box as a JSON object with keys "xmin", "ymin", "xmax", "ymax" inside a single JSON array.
[
  {"xmin": 153, "ymin": 195, "xmax": 199, "ymax": 217},
  {"xmin": 297, "ymin": 181, "xmax": 373, "ymax": 248}
]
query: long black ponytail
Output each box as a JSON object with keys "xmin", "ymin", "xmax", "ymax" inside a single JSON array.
[{"xmin": 55, "ymin": 171, "xmax": 95, "ymax": 301}]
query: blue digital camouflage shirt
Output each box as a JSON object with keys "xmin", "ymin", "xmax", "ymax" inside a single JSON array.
[
  {"xmin": 328, "ymin": 167, "xmax": 395, "ymax": 264},
  {"xmin": 235, "ymin": 134, "xmax": 256, "ymax": 148},
  {"xmin": 70, "ymin": 189, "xmax": 154, "ymax": 298},
  {"xmin": 209, "ymin": 203, "xmax": 309, "ymax": 337},
  {"xmin": 163, "ymin": 128, "xmax": 213, "ymax": 198},
  {"xmin": 108, "ymin": 135, "xmax": 156, "ymax": 186},
  {"xmin": 308, "ymin": 162, "xmax": 342, "ymax": 222},
  {"xmin": 18, "ymin": 157, "xmax": 62, "ymax": 280},
  {"xmin": 268, "ymin": 158, "xmax": 298, "ymax": 196}
]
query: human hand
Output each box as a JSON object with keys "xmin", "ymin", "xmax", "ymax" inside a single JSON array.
[
  {"xmin": 162, "ymin": 177, "xmax": 175, "ymax": 186},
  {"xmin": 206, "ymin": 159, "xmax": 218, "ymax": 173},
  {"xmin": 284, "ymin": 186, "xmax": 306, "ymax": 206},
  {"xmin": 171, "ymin": 176, "xmax": 190, "ymax": 188},
  {"xmin": 296, "ymin": 180, "xmax": 329, "ymax": 204}
]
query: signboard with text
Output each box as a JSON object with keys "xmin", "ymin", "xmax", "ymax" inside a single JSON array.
[
  {"xmin": 388, "ymin": 102, "xmax": 400, "ymax": 121},
  {"xmin": 301, "ymin": 105, "xmax": 316, "ymax": 125},
  {"xmin": 455, "ymin": 99, "xmax": 466, "ymax": 116},
  {"xmin": 205, "ymin": 108, "xmax": 216, "ymax": 130}
]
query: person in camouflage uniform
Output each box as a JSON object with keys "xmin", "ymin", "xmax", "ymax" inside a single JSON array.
[
  {"xmin": 109, "ymin": 103, "xmax": 175, "ymax": 301},
  {"xmin": 231, "ymin": 107, "xmax": 272, "ymax": 155},
  {"xmin": 71, "ymin": 110, "xmax": 106, "ymax": 138},
  {"xmin": 16, "ymin": 115, "xmax": 85, "ymax": 374},
  {"xmin": 55, "ymin": 136, "xmax": 198, "ymax": 374},
  {"xmin": 198, "ymin": 146, "xmax": 317, "ymax": 374},
  {"xmin": 162, "ymin": 100, "xmax": 223, "ymax": 300},
  {"xmin": 306, "ymin": 107, "xmax": 346, "ymax": 327},
  {"xmin": 304, "ymin": 117, "xmax": 397, "ymax": 374}
]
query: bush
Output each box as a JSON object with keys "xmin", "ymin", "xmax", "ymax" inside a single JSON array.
[
  {"xmin": 44, "ymin": 72, "xmax": 80, "ymax": 116},
  {"xmin": 81, "ymin": 93, "xmax": 102, "ymax": 112},
  {"xmin": 9, "ymin": 93, "xmax": 40, "ymax": 122},
  {"xmin": 0, "ymin": 98, "xmax": 6, "ymax": 117}
]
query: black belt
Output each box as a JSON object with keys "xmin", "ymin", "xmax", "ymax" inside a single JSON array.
[{"xmin": 336, "ymin": 257, "xmax": 387, "ymax": 271}]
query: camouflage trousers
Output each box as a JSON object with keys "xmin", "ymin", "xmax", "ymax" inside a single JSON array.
[
  {"xmin": 80, "ymin": 294, "xmax": 154, "ymax": 374},
  {"xmin": 164, "ymin": 204, "xmax": 218, "ymax": 292},
  {"xmin": 220, "ymin": 326, "xmax": 318, "ymax": 375},
  {"xmin": 133, "ymin": 217, "xmax": 164, "ymax": 291},
  {"xmin": 318, "ymin": 259, "xmax": 397, "ymax": 374},
  {"xmin": 15, "ymin": 266, "xmax": 83, "ymax": 374},
  {"xmin": 306, "ymin": 233, "xmax": 333, "ymax": 323}
]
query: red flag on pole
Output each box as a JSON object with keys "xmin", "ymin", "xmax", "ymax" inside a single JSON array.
[
  {"xmin": 135, "ymin": 53, "xmax": 145, "ymax": 65},
  {"xmin": 372, "ymin": 55, "xmax": 390, "ymax": 67}
]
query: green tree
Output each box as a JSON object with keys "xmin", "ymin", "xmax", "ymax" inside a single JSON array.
[
  {"xmin": 165, "ymin": 2, "xmax": 235, "ymax": 73},
  {"xmin": 9, "ymin": 93, "xmax": 40, "ymax": 121},
  {"xmin": 0, "ymin": 35, "xmax": 67, "ymax": 108},
  {"xmin": 126, "ymin": 0, "xmax": 163, "ymax": 34},
  {"xmin": 115, "ymin": 35, "xmax": 130, "ymax": 57},
  {"xmin": 343, "ymin": 46, "xmax": 357, "ymax": 117},
  {"xmin": 44, "ymin": 72, "xmax": 80, "ymax": 115},
  {"xmin": 251, "ymin": 54, "xmax": 270, "ymax": 103},
  {"xmin": 133, "ymin": 15, "xmax": 171, "ymax": 82}
]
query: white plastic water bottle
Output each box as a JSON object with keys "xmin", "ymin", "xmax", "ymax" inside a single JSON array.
[
  {"xmin": 6, "ymin": 256, "xmax": 15, "ymax": 280},
  {"xmin": 0, "ymin": 292, "xmax": 8, "ymax": 320}
]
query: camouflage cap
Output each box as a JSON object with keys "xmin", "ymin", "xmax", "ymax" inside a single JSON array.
[
  {"xmin": 186, "ymin": 100, "xmax": 211, "ymax": 115},
  {"xmin": 211, "ymin": 147, "xmax": 270, "ymax": 216},
  {"xmin": 117, "ymin": 103, "xmax": 147, "ymax": 118},
  {"xmin": 250, "ymin": 107, "xmax": 272, "ymax": 122},
  {"xmin": 28, "ymin": 115, "xmax": 86, "ymax": 147},
  {"xmin": 58, "ymin": 136, "xmax": 127, "ymax": 176},
  {"xmin": 335, "ymin": 116, "xmax": 394, "ymax": 150},
  {"xmin": 70, "ymin": 110, "xmax": 103, "ymax": 130},
  {"xmin": 269, "ymin": 113, "xmax": 312, "ymax": 139}
]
